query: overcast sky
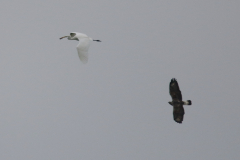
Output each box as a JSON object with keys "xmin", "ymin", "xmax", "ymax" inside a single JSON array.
[{"xmin": 0, "ymin": 1, "xmax": 240, "ymax": 160}]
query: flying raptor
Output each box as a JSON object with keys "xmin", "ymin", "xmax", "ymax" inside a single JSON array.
[{"xmin": 168, "ymin": 78, "xmax": 192, "ymax": 123}]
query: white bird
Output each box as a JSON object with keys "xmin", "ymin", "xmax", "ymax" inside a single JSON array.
[{"xmin": 60, "ymin": 32, "xmax": 101, "ymax": 63}]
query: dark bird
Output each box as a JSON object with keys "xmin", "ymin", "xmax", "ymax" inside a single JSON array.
[{"xmin": 168, "ymin": 78, "xmax": 192, "ymax": 123}]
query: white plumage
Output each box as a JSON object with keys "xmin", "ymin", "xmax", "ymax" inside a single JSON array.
[{"xmin": 60, "ymin": 32, "xmax": 101, "ymax": 64}]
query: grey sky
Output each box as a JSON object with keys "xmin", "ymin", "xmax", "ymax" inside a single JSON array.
[{"xmin": 0, "ymin": 0, "xmax": 239, "ymax": 159}]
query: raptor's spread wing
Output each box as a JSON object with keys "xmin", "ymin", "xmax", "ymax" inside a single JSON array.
[
  {"xmin": 173, "ymin": 104, "xmax": 185, "ymax": 123},
  {"xmin": 169, "ymin": 78, "xmax": 182, "ymax": 101}
]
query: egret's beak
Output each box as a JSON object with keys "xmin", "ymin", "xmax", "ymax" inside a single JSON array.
[{"xmin": 59, "ymin": 36, "xmax": 68, "ymax": 40}]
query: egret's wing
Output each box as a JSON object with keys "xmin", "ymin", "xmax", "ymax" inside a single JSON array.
[{"xmin": 76, "ymin": 38, "xmax": 91, "ymax": 64}]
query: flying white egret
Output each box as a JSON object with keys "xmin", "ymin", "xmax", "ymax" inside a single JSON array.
[{"xmin": 60, "ymin": 32, "xmax": 101, "ymax": 63}]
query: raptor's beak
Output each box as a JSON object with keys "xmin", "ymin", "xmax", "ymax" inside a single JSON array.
[{"xmin": 59, "ymin": 36, "xmax": 68, "ymax": 40}]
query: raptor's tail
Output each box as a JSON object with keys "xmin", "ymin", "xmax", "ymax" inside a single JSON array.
[{"xmin": 183, "ymin": 100, "xmax": 192, "ymax": 105}]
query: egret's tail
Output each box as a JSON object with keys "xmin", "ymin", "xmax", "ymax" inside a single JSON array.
[{"xmin": 183, "ymin": 100, "xmax": 192, "ymax": 105}]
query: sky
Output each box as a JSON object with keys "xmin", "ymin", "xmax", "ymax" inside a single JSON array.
[{"xmin": 0, "ymin": 0, "xmax": 240, "ymax": 160}]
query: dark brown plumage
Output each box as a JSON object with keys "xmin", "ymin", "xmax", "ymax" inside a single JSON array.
[{"xmin": 169, "ymin": 78, "xmax": 192, "ymax": 123}]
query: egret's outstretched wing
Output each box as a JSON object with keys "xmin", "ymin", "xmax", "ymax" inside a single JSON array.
[{"xmin": 76, "ymin": 38, "xmax": 91, "ymax": 64}]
